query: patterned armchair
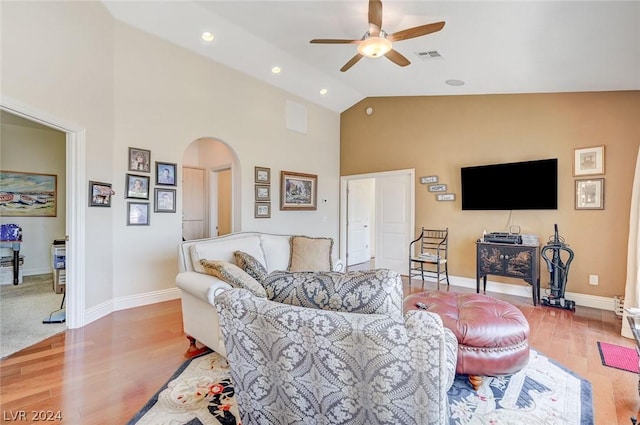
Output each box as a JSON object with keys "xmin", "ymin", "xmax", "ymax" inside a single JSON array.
[{"xmin": 215, "ymin": 269, "xmax": 458, "ymax": 425}]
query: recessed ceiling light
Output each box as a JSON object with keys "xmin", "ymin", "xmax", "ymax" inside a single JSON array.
[
  {"xmin": 201, "ymin": 32, "xmax": 215, "ymax": 42},
  {"xmin": 320, "ymin": 89, "xmax": 328, "ymax": 95},
  {"xmin": 271, "ymin": 66, "xmax": 282, "ymax": 74},
  {"xmin": 445, "ymin": 79, "xmax": 465, "ymax": 86}
]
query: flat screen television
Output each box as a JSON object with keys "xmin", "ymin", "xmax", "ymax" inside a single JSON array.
[{"xmin": 460, "ymin": 158, "xmax": 558, "ymax": 210}]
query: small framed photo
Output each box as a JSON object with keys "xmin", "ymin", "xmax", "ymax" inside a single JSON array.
[
  {"xmin": 255, "ymin": 167, "xmax": 271, "ymax": 184},
  {"xmin": 574, "ymin": 145, "xmax": 605, "ymax": 176},
  {"xmin": 154, "ymin": 188, "xmax": 176, "ymax": 213},
  {"xmin": 255, "ymin": 185, "xmax": 271, "ymax": 201},
  {"xmin": 127, "ymin": 202, "xmax": 150, "ymax": 225},
  {"xmin": 156, "ymin": 162, "xmax": 177, "ymax": 186},
  {"xmin": 128, "ymin": 147, "xmax": 151, "ymax": 173},
  {"xmin": 280, "ymin": 171, "xmax": 317, "ymax": 211},
  {"xmin": 428, "ymin": 184, "xmax": 447, "ymax": 192},
  {"xmin": 575, "ymin": 178, "xmax": 604, "ymax": 210},
  {"xmin": 126, "ymin": 174, "xmax": 150, "ymax": 199},
  {"xmin": 255, "ymin": 202, "xmax": 271, "ymax": 218},
  {"xmin": 88, "ymin": 181, "xmax": 113, "ymax": 207}
]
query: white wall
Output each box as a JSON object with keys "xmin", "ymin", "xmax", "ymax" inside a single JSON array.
[
  {"xmin": 1, "ymin": 2, "xmax": 340, "ymax": 317},
  {"xmin": 0, "ymin": 121, "xmax": 66, "ymax": 276}
]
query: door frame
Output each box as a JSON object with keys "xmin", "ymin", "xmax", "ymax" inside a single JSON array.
[
  {"xmin": 1, "ymin": 95, "xmax": 86, "ymax": 329},
  {"xmin": 339, "ymin": 169, "xmax": 415, "ymax": 271}
]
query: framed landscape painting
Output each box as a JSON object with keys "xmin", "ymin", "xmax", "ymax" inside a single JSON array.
[
  {"xmin": 0, "ymin": 170, "xmax": 57, "ymax": 217},
  {"xmin": 280, "ymin": 171, "xmax": 317, "ymax": 210}
]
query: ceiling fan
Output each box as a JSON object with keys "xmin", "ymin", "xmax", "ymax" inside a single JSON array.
[{"xmin": 310, "ymin": 0, "xmax": 445, "ymax": 72}]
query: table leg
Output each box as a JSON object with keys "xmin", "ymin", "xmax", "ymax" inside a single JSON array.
[{"xmin": 12, "ymin": 248, "xmax": 19, "ymax": 285}]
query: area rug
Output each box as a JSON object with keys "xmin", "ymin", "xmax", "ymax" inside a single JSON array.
[
  {"xmin": 597, "ymin": 341, "xmax": 639, "ymax": 373},
  {"xmin": 0, "ymin": 274, "xmax": 66, "ymax": 358},
  {"xmin": 129, "ymin": 348, "xmax": 592, "ymax": 425}
]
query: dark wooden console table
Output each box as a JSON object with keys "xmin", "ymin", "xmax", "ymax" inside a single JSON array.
[{"xmin": 476, "ymin": 241, "xmax": 540, "ymax": 305}]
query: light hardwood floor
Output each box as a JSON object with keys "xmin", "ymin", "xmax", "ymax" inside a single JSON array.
[{"xmin": 1, "ymin": 277, "xmax": 638, "ymax": 424}]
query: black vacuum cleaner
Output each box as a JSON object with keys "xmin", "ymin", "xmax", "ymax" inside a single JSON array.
[{"xmin": 540, "ymin": 224, "xmax": 575, "ymax": 311}]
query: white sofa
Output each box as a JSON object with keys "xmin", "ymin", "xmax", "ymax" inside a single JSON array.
[{"xmin": 176, "ymin": 232, "xmax": 343, "ymax": 357}]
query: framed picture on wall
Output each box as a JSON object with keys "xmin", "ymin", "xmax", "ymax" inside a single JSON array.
[
  {"xmin": 154, "ymin": 188, "xmax": 176, "ymax": 213},
  {"xmin": 255, "ymin": 185, "xmax": 271, "ymax": 201},
  {"xmin": 280, "ymin": 171, "xmax": 317, "ymax": 210},
  {"xmin": 255, "ymin": 202, "xmax": 271, "ymax": 218},
  {"xmin": 255, "ymin": 167, "xmax": 271, "ymax": 184},
  {"xmin": 89, "ymin": 181, "xmax": 113, "ymax": 207},
  {"xmin": 128, "ymin": 147, "xmax": 151, "ymax": 173},
  {"xmin": 156, "ymin": 162, "xmax": 177, "ymax": 186},
  {"xmin": 575, "ymin": 178, "xmax": 604, "ymax": 210},
  {"xmin": 573, "ymin": 145, "xmax": 605, "ymax": 176},
  {"xmin": 126, "ymin": 174, "xmax": 150, "ymax": 199},
  {"xmin": 127, "ymin": 202, "xmax": 150, "ymax": 225},
  {"xmin": 0, "ymin": 170, "xmax": 57, "ymax": 217}
]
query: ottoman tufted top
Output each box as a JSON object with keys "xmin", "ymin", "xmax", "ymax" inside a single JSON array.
[{"xmin": 404, "ymin": 291, "xmax": 530, "ymax": 349}]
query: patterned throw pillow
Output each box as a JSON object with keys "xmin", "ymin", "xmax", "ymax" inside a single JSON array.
[
  {"xmin": 262, "ymin": 269, "xmax": 402, "ymax": 317},
  {"xmin": 288, "ymin": 236, "xmax": 333, "ymax": 272},
  {"xmin": 200, "ymin": 259, "xmax": 266, "ymax": 298},
  {"xmin": 234, "ymin": 251, "xmax": 268, "ymax": 283}
]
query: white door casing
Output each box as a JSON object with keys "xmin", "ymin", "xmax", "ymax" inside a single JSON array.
[
  {"xmin": 339, "ymin": 169, "xmax": 414, "ymax": 275},
  {"xmin": 1, "ymin": 95, "xmax": 86, "ymax": 329}
]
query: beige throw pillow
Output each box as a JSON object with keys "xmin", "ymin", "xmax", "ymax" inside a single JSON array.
[
  {"xmin": 200, "ymin": 259, "xmax": 267, "ymax": 298},
  {"xmin": 288, "ymin": 236, "xmax": 333, "ymax": 272}
]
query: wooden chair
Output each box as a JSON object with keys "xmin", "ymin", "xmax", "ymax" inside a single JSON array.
[{"xmin": 409, "ymin": 228, "xmax": 449, "ymax": 289}]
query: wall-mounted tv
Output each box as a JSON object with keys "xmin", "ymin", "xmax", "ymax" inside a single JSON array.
[{"xmin": 461, "ymin": 158, "xmax": 558, "ymax": 210}]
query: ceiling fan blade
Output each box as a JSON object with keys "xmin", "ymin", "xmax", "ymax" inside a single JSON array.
[
  {"xmin": 310, "ymin": 39, "xmax": 360, "ymax": 44},
  {"xmin": 384, "ymin": 49, "xmax": 410, "ymax": 67},
  {"xmin": 368, "ymin": 0, "xmax": 383, "ymax": 36},
  {"xmin": 388, "ymin": 21, "xmax": 445, "ymax": 42},
  {"xmin": 340, "ymin": 54, "xmax": 364, "ymax": 72}
]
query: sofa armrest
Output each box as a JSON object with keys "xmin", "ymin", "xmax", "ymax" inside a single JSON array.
[
  {"xmin": 176, "ymin": 271, "xmax": 232, "ymax": 305},
  {"xmin": 404, "ymin": 309, "xmax": 458, "ymax": 410}
]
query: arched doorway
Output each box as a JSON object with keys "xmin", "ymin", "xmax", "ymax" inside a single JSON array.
[{"xmin": 182, "ymin": 137, "xmax": 240, "ymax": 240}]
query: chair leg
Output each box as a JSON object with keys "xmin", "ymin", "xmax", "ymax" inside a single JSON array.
[{"xmin": 420, "ymin": 263, "xmax": 425, "ymax": 289}]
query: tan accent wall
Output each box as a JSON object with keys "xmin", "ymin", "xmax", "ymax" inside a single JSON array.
[{"xmin": 341, "ymin": 91, "xmax": 640, "ymax": 298}]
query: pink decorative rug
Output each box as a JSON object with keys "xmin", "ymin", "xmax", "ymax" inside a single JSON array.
[{"xmin": 597, "ymin": 341, "xmax": 639, "ymax": 373}]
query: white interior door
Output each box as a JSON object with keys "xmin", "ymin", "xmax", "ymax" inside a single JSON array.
[
  {"xmin": 182, "ymin": 166, "xmax": 206, "ymax": 240},
  {"xmin": 347, "ymin": 179, "xmax": 373, "ymax": 266},
  {"xmin": 374, "ymin": 172, "xmax": 413, "ymax": 275}
]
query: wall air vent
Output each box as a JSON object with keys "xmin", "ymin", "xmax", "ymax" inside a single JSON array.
[{"xmin": 415, "ymin": 50, "xmax": 443, "ymax": 61}]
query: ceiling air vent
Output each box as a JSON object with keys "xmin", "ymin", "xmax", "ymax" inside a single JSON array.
[{"xmin": 415, "ymin": 50, "xmax": 443, "ymax": 61}]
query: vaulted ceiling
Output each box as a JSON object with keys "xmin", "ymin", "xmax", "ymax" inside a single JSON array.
[{"xmin": 104, "ymin": 1, "xmax": 640, "ymax": 113}]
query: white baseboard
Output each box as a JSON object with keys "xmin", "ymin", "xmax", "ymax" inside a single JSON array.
[
  {"xmin": 84, "ymin": 287, "xmax": 181, "ymax": 326},
  {"xmin": 412, "ymin": 275, "xmax": 615, "ymax": 312}
]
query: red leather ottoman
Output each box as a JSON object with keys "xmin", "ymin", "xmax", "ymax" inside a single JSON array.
[{"xmin": 404, "ymin": 291, "xmax": 530, "ymax": 390}]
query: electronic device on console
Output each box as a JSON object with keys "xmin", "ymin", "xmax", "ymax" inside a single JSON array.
[{"xmin": 483, "ymin": 232, "xmax": 523, "ymax": 244}]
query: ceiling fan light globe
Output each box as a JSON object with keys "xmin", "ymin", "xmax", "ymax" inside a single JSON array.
[{"xmin": 357, "ymin": 36, "xmax": 392, "ymax": 58}]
